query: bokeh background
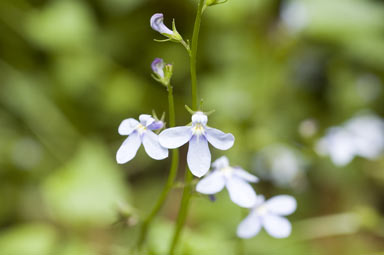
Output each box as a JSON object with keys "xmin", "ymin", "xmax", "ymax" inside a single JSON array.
[{"xmin": 1, "ymin": 0, "xmax": 384, "ymax": 254}]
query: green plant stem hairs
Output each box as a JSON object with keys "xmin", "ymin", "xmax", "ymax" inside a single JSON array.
[{"xmin": 169, "ymin": 0, "xmax": 206, "ymax": 254}]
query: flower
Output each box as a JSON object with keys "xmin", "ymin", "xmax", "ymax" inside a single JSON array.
[
  {"xmin": 151, "ymin": 58, "xmax": 165, "ymax": 79},
  {"xmin": 151, "ymin": 58, "xmax": 173, "ymax": 85},
  {"xmin": 150, "ymin": 13, "xmax": 174, "ymax": 35},
  {"xmin": 150, "ymin": 13, "xmax": 182, "ymax": 41},
  {"xmin": 159, "ymin": 112, "xmax": 235, "ymax": 177},
  {"xmin": 116, "ymin": 114, "xmax": 168, "ymax": 164},
  {"xmin": 196, "ymin": 156, "xmax": 258, "ymax": 208},
  {"xmin": 316, "ymin": 113, "xmax": 384, "ymax": 166},
  {"xmin": 237, "ymin": 195, "xmax": 297, "ymax": 239}
]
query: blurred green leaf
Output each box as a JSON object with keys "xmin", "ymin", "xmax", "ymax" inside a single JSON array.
[
  {"xmin": 42, "ymin": 141, "xmax": 131, "ymax": 228},
  {"xmin": 0, "ymin": 223, "xmax": 57, "ymax": 255}
]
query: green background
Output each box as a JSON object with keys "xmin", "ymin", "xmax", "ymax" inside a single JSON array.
[{"xmin": 0, "ymin": 0, "xmax": 384, "ymax": 254}]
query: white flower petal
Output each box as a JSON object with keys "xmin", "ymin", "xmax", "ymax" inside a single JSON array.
[
  {"xmin": 237, "ymin": 213, "xmax": 262, "ymax": 239},
  {"xmin": 187, "ymin": 135, "xmax": 211, "ymax": 177},
  {"xmin": 139, "ymin": 114, "xmax": 155, "ymax": 127},
  {"xmin": 192, "ymin": 112, "xmax": 208, "ymax": 125},
  {"xmin": 226, "ymin": 176, "xmax": 257, "ymax": 208},
  {"xmin": 205, "ymin": 127, "xmax": 235, "ymax": 150},
  {"xmin": 265, "ymin": 195, "xmax": 297, "ymax": 216},
  {"xmin": 262, "ymin": 215, "xmax": 292, "ymax": 238},
  {"xmin": 212, "ymin": 156, "xmax": 230, "ymax": 170},
  {"xmin": 118, "ymin": 118, "xmax": 139, "ymax": 135},
  {"xmin": 196, "ymin": 171, "xmax": 225, "ymax": 194},
  {"xmin": 234, "ymin": 168, "xmax": 259, "ymax": 183},
  {"xmin": 142, "ymin": 130, "xmax": 169, "ymax": 160},
  {"xmin": 159, "ymin": 126, "xmax": 192, "ymax": 149},
  {"xmin": 116, "ymin": 131, "xmax": 141, "ymax": 164}
]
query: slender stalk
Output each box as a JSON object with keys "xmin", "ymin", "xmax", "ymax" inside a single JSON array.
[
  {"xmin": 169, "ymin": 169, "xmax": 193, "ymax": 255},
  {"xmin": 190, "ymin": 0, "xmax": 205, "ymax": 111},
  {"xmin": 169, "ymin": 0, "xmax": 205, "ymax": 254},
  {"xmin": 136, "ymin": 84, "xmax": 179, "ymax": 250}
]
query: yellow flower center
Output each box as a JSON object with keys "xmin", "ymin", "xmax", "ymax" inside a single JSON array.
[
  {"xmin": 192, "ymin": 123, "xmax": 205, "ymax": 136},
  {"xmin": 255, "ymin": 204, "xmax": 268, "ymax": 216},
  {"xmin": 137, "ymin": 124, "xmax": 147, "ymax": 134}
]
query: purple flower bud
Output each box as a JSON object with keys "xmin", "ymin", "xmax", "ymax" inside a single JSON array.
[
  {"xmin": 150, "ymin": 13, "xmax": 174, "ymax": 35},
  {"xmin": 151, "ymin": 58, "xmax": 165, "ymax": 78},
  {"xmin": 147, "ymin": 120, "xmax": 164, "ymax": 131}
]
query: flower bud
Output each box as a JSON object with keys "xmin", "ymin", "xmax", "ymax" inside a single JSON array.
[
  {"xmin": 150, "ymin": 13, "xmax": 183, "ymax": 42},
  {"xmin": 151, "ymin": 58, "xmax": 165, "ymax": 79},
  {"xmin": 151, "ymin": 58, "xmax": 173, "ymax": 86}
]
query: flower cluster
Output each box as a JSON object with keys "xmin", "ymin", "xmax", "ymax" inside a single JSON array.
[{"xmin": 115, "ymin": 13, "xmax": 297, "ymax": 241}]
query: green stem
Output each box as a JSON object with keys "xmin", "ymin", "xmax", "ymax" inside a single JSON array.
[
  {"xmin": 169, "ymin": 0, "xmax": 205, "ymax": 254},
  {"xmin": 169, "ymin": 170, "xmax": 193, "ymax": 255},
  {"xmin": 190, "ymin": 0, "xmax": 205, "ymax": 111},
  {"xmin": 136, "ymin": 84, "xmax": 179, "ymax": 250}
]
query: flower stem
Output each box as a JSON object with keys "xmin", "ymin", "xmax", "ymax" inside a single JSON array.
[
  {"xmin": 136, "ymin": 84, "xmax": 179, "ymax": 250},
  {"xmin": 190, "ymin": 0, "xmax": 205, "ymax": 111},
  {"xmin": 169, "ymin": 0, "xmax": 205, "ymax": 254}
]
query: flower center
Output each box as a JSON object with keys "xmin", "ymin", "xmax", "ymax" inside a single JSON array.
[
  {"xmin": 137, "ymin": 124, "xmax": 147, "ymax": 135},
  {"xmin": 192, "ymin": 123, "xmax": 205, "ymax": 136},
  {"xmin": 255, "ymin": 204, "xmax": 268, "ymax": 216},
  {"xmin": 221, "ymin": 166, "xmax": 233, "ymax": 178}
]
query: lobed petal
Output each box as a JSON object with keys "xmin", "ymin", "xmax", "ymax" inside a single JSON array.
[
  {"xmin": 262, "ymin": 215, "xmax": 292, "ymax": 238},
  {"xmin": 226, "ymin": 176, "xmax": 257, "ymax": 208},
  {"xmin": 192, "ymin": 112, "xmax": 208, "ymax": 125},
  {"xmin": 265, "ymin": 195, "xmax": 297, "ymax": 216},
  {"xmin": 233, "ymin": 168, "xmax": 259, "ymax": 183},
  {"xmin": 196, "ymin": 171, "xmax": 225, "ymax": 194},
  {"xmin": 205, "ymin": 127, "xmax": 235, "ymax": 150},
  {"xmin": 237, "ymin": 213, "xmax": 262, "ymax": 239},
  {"xmin": 187, "ymin": 135, "xmax": 211, "ymax": 177},
  {"xmin": 212, "ymin": 156, "xmax": 230, "ymax": 170},
  {"xmin": 118, "ymin": 118, "xmax": 139, "ymax": 135},
  {"xmin": 116, "ymin": 131, "xmax": 141, "ymax": 164},
  {"xmin": 139, "ymin": 114, "xmax": 155, "ymax": 127},
  {"xmin": 159, "ymin": 126, "xmax": 192, "ymax": 149},
  {"xmin": 142, "ymin": 130, "xmax": 169, "ymax": 160}
]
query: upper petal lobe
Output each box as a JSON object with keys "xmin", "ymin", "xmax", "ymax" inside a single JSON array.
[
  {"xmin": 196, "ymin": 170, "xmax": 225, "ymax": 194},
  {"xmin": 118, "ymin": 118, "xmax": 139, "ymax": 135}
]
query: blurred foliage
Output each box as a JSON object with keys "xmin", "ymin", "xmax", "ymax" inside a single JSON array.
[{"xmin": 1, "ymin": 0, "xmax": 384, "ymax": 254}]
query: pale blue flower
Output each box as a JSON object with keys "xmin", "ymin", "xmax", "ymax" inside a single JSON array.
[
  {"xmin": 151, "ymin": 58, "xmax": 165, "ymax": 79},
  {"xmin": 196, "ymin": 156, "xmax": 258, "ymax": 208},
  {"xmin": 237, "ymin": 195, "xmax": 297, "ymax": 239},
  {"xmin": 150, "ymin": 13, "xmax": 174, "ymax": 35},
  {"xmin": 116, "ymin": 114, "xmax": 168, "ymax": 164},
  {"xmin": 159, "ymin": 112, "xmax": 234, "ymax": 177}
]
